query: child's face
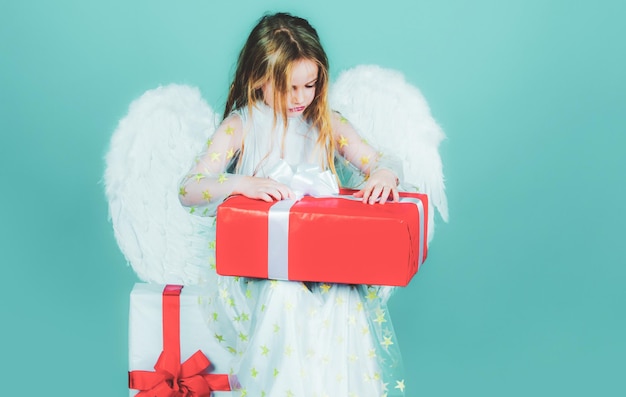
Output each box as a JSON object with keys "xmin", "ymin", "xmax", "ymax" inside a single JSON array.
[{"xmin": 262, "ymin": 58, "xmax": 318, "ymax": 116}]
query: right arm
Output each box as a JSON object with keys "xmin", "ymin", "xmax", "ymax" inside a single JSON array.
[{"xmin": 178, "ymin": 113, "xmax": 293, "ymax": 216}]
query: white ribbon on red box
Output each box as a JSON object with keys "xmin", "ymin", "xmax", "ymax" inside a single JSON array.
[{"xmin": 265, "ymin": 159, "xmax": 426, "ymax": 282}]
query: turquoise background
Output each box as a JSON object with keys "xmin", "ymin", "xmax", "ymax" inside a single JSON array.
[{"xmin": 1, "ymin": 0, "xmax": 624, "ymax": 395}]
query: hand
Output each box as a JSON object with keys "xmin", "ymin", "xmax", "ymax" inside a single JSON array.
[
  {"xmin": 233, "ymin": 176, "xmax": 295, "ymax": 202},
  {"xmin": 353, "ymin": 169, "xmax": 399, "ymax": 204}
]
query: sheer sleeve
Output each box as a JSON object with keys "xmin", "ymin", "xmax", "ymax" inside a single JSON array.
[
  {"xmin": 178, "ymin": 113, "xmax": 245, "ymax": 216},
  {"xmin": 331, "ymin": 112, "xmax": 403, "ymax": 188}
]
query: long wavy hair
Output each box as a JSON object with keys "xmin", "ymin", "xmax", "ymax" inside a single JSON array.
[{"xmin": 223, "ymin": 12, "xmax": 337, "ymax": 175}]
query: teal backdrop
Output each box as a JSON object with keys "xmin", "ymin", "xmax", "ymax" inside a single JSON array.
[{"xmin": 1, "ymin": 0, "xmax": 624, "ymax": 396}]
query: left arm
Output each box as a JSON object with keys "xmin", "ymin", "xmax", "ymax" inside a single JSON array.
[{"xmin": 331, "ymin": 112, "xmax": 402, "ymax": 204}]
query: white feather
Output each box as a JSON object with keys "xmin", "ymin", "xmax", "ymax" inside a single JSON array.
[
  {"xmin": 330, "ymin": 65, "xmax": 448, "ymax": 243},
  {"xmin": 104, "ymin": 84, "xmax": 218, "ymax": 284}
]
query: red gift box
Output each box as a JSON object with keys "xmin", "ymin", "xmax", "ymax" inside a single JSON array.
[{"xmin": 216, "ymin": 190, "xmax": 428, "ymax": 286}]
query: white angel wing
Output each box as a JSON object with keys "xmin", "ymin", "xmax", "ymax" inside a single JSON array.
[
  {"xmin": 329, "ymin": 65, "xmax": 448, "ymax": 243},
  {"xmin": 104, "ymin": 84, "xmax": 218, "ymax": 284}
]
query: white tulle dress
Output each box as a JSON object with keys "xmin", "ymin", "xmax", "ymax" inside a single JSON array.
[{"xmin": 178, "ymin": 102, "xmax": 408, "ymax": 396}]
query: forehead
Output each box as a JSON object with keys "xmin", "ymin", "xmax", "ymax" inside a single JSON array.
[{"xmin": 290, "ymin": 59, "xmax": 318, "ymax": 84}]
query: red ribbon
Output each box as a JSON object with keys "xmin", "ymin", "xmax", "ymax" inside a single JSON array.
[{"xmin": 129, "ymin": 285, "xmax": 231, "ymax": 397}]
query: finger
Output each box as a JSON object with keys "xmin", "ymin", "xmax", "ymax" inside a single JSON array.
[
  {"xmin": 362, "ymin": 184, "xmax": 374, "ymax": 203},
  {"xmin": 353, "ymin": 189, "xmax": 364, "ymax": 198},
  {"xmin": 369, "ymin": 185, "xmax": 383, "ymax": 204},
  {"xmin": 379, "ymin": 186, "xmax": 391, "ymax": 204},
  {"xmin": 278, "ymin": 186, "xmax": 295, "ymax": 200},
  {"xmin": 391, "ymin": 187, "xmax": 400, "ymax": 202},
  {"xmin": 259, "ymin": 192, "xmax": 273, "ymax": 202},
  {"xmin": 268, "ymin": 188, "xmax": 284, "ymax": 201}
]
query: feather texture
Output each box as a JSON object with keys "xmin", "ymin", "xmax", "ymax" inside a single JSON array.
[
  {"xmin": 104, "ymin": 84, "xmax": 218, "ymax": 284},
  {"xmin": 329, "ymin": 65, "xmax": 448, "ymax": 243}
]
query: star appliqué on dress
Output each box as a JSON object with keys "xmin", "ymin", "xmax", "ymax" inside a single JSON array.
[
  {"xmin": 210, "ymin": 151, "xmax": 222, "ymax": 162},
  {"xmin": 395, "ymin": 379, "xmax": 406, "ymax": 392},
  {"xmin": 381, "ymin": 336, "xmax": 394, "ymax": 349},
  {"xmin": 338, "ymin": 135, "xmax": 349, "ymax": 148}
]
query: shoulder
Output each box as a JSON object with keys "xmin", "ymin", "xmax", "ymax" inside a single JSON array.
[
  {"xmin": 225, "ymin": 104, "xmax": 268, "ymax": 128},
  {"xmin": 215, "ymin": 112, "xmax": 244, "ymax": 136},
  {"xmin": 330, "ymin": 110, "xmax": 345, "ymax": 124},
  {"xmin": 223, "ymin": 111, "xmax": 243, "ymax": 126}
]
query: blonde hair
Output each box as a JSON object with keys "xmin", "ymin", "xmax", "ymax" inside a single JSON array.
[{"xmin": 224, "ymin": 12, "xmax": 337, "ymax": 176}]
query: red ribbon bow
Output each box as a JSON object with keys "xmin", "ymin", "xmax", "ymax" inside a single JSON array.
[{"xmin": 129, "ymin": 285, "xmax": 231, "ymax": 397}]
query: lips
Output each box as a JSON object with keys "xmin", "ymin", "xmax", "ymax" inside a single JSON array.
[{"xmin": 289, "ymin": 106, "xmax": 305, "ymax": 113}]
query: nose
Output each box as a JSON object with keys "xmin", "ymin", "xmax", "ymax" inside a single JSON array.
[{"xmin": 292, "ymin": 88, "xmax": 303, "ymax": 105}]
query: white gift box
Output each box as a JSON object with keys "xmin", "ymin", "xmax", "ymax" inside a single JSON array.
[{"xmin": 128, "ymin": 283, "xmax": 234, "ymax": 397}]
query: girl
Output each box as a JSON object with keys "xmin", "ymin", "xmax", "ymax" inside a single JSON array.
[{"xmin": 180, "ymin": 12, "xmax": 406, "ymax": 396}]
